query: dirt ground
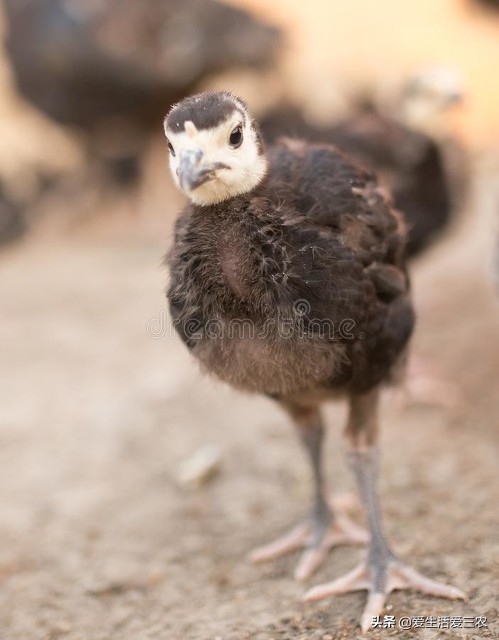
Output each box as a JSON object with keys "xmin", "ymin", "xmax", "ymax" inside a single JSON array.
[{"xmin": 1, "ymin": 151, "xmax": 499, "ymax": 640}]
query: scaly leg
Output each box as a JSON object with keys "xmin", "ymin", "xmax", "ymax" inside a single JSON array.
[
  {"xmin": 250, "ymin": 403, "xmax": 368, "ymax": 581},
  {"xmin": 304, "ymin": 389, "xmax": 466, "ymax": 632}
]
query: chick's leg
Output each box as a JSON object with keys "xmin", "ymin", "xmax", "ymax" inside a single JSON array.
[
  {"xmin": 305, "ymin": 389, "xmax": 466, "ymax": 633},
  {"xmin": 250, "ymin": 403, "xmax": 368, "ymax": 581}
]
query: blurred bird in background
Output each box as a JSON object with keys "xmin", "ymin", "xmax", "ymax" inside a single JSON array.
[
  {"xmin": 261, "ymin": 68, "xmax": 468, "ymax": 260},
  {"xmin": 3, "ymin": 0, "xmax": 281, "ymax": 186}
]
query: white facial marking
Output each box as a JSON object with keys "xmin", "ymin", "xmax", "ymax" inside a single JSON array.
[
  {"xmin": 164, "ymin": 108, "xmax": 267, "ymax": 206},
  {"xmin": 184, "ymin": 121, "xmax": 198, "ymax": 138},
  {"xmin": 400, "ymin": 67, "xmax": 464, "ymax": 133}
]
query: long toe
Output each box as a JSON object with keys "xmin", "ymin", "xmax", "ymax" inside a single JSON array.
[
  {"xmin": 388, "ymin": 563, "xmax": 467, "ymax": 600},
  {"xmin": 249, "ymin": 522, "xmax": 310, "ymax": 564},
  {"xmin": 250, "ymin": 502, "xmax": 368, "ymax": 580},
  {"xmin": 304, "ymin": 559, "xmax": 466, "ymax": 634},
  {"xmin": 304, "ymin": 565, "xmax": 390, "ymax": 634},
  {"xmin": 294, "ymin": 543, "xmax": 331, "ymax": 582},
  {"xmin": 304, "ymin": 563, "xmax": 370, "ymax": 601},
  {"xmin": 361, "ymin": 593, "xmax": 388, "ymax": 634},
  {"xmin": 295, "ymin": 514, "xmax": 369, "ymax": 581}
]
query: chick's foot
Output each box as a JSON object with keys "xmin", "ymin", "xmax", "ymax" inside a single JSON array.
[
  {"xmin": 250, "ymin": 497, "xmax": 368, "ymax": 581},
  {"xmin": 304, "ymin": 554, "xmax": 466, "ymax": 633}
]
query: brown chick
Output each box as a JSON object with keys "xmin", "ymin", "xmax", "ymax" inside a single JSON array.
[{"xmin": 163, "ymin": 91, "xmax": 465, "ymax": 632}]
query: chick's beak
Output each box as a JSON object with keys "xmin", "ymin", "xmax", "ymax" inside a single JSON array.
[{"xmin": 178, "ymin": 149, "xmax": 228, "ymax": 192}]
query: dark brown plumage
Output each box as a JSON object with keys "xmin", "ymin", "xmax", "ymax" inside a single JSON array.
[
  {"xmin": 168, "ymin": 138, "xmax": 413, "ymax": 396},
  {"xmin": 163, "ymin": 92, "xmax": 465, "ymax": 631},
  {"xmin": 260, "ymin": 105, "xmax": 460, "ymax": 258}
]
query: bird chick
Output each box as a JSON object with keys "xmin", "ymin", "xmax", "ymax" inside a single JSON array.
[
  {"xmin": 163, "ymin": 91, "xmax": 465, "ymax": 632},
  {"xmin": 389, "ymin": 67, "xmax": 464, "ymax": 137}
]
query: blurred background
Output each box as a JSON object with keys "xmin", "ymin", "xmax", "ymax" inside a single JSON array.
[{"xmin": 0, "ymin": 1, "xmax": 498, "ymax": 639}]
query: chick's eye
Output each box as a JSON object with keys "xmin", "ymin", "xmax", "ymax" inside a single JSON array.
[
  {"xmin": 229, "ymin": 125, "xmax": 243, "ymax": 148},
  {"xmin": 167, "ymin": 139, "xmax": 176, "ymax": 157}
]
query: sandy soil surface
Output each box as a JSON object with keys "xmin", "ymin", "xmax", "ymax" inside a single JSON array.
[{"xmin": 1, "ymin": 154, "xmax": 499, "ymax": 640}]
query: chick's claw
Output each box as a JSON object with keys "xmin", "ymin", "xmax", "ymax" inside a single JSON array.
[
  {"xmin": 304, "ymin": 559, "xmax": 467, "ymax": 633},
  {"xmin": 250, "ymin": 504, "xmax": 368, "ymax": 582}
]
